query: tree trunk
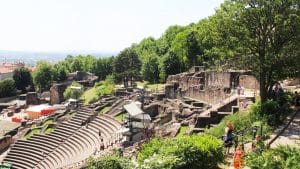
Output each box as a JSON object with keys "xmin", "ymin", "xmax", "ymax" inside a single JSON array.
[{"xmin": 259, "ymin": 72, "xmax": 268, "ymax": 104}]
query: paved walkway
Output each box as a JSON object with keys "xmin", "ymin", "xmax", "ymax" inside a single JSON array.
[{"xmin": 267, "ymin": 109, "xmax": 300, "ymax": 148}]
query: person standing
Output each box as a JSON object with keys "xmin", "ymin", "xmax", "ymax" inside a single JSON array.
[{"xmin": 224, "ymin": 122, "xmax": 234, "ymax": 155}]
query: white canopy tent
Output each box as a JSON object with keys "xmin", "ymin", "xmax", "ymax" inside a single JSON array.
[{"xmin": 123, "ymin": 102, "xmax": 151, "ymax": 128}]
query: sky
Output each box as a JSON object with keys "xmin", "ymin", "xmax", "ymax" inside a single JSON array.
[{"xmin": 0, "ymin": 0, "xmax": 224, "ymax": 54}]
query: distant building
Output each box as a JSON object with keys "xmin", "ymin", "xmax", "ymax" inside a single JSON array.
[{"xmin": 0, "ymin": 62, "xmax": 25, "ymax": 81}]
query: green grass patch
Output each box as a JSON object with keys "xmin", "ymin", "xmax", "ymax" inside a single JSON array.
[
  {"xmin": 176, "ymin": 126, "xmax": 188, "ymax": 138},
  {"xmin": 115, "ymin": 113, "xmax": 125, "ymax": 121},
  {"xmin": 136, "ymin": 81, "xmax": 165, "ymax": 91},
  {"xmin": 42, "ymin": 119, "xmax": 54, "ymax": 126},
  {"xmin": 99, "ymin": 106, "xmax": 111, "ymax": 114},
  {"xmin": 23, "ymin": 128, "xmax": 41, "ymax": 140},
  {"xmin": 44, "ymin": 127, "xmax": 54, "ymax": 134},
  {"xmin": 81, "ymin": 87, "xmax": 99, "ymax": 105}
]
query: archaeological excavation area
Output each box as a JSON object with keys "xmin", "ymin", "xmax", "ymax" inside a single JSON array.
[{"xmin": 0, "ymin": 67, "xmax": 258, "ymax": 169}]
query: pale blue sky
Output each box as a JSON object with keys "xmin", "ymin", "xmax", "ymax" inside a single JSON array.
[{"xmin": 0, "ymin": 0, "xmax": 224, "ymax": 53}]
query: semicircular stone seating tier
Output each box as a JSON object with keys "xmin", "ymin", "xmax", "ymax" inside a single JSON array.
[{"xmin": 2, "ymin": 107, "xmax": 122, "ymax": 169}]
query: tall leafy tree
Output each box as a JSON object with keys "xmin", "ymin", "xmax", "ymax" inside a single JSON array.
[
  {"xmin": 0, "ymin": 78, "xmax": 16, "ymax": 98},
  {"xmin": 33, "ymin": 61, "xmax": 54, "ymax": 92},
  {"xmin": 13, "ymin": 67, "xmax": 33, "ymax": 93},
  {"xmin": 70, "ymin": 58, "xmax": 82, "ymax": 72},
  {"xmin": 160, "ymin": 51, "xmax": 181, "ymax": 82},
  {"xmin": 186, "ymin": 30, "xmax": 201, "ymax": 67},
  {"xmin": 52, "ymin": 64, "xmax": 67, "ymax": 82},
  {"xmin": 134, "ymin": 37, "xmax": 158, "ymax": 61},
  {"xmin": 171, "ymin": 30, "xmax": 189, "ymax": 71},
  {"xmin": 141, "ymin": 54, "xmax": 160, "ymax": 83},
  {"xmin": 216, "ymin": 0, "xmax": 300, "ymax": 103},
  {"xmin": 93, "ymin": 57, "xmax": 114, "ymax": 80},
  {"xmin": 114, "ymin": 47, "xmax": 141, "ymax": 87},
  {"xmin": 157, "ymin": 25, "xmax": 185, "ymax": 56}
]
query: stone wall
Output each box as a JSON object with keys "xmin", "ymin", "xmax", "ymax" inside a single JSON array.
[
  {"xmin": 50, "ymin": 83, "xmax": 68, "ymax": 105},
  {"xmin": 26, "ymin": 92, "xmax": 38, "ymax": 105},
  {"xmin": 239, "ymin": 75, "xmax": 259, "ymax": 90},
  {"xmin": 205, "ymin": 72, "xmax": 231, "ymax": 88},
  {"xmin": 186, "ymin": 86, "xmax": 227, "ymax": 105},
  {"xmin": 165, "ymin": 67, "xmax": 255, "ymax": 105},
  {"xmin": 143, "ymin": 103, "xmax": 159, "ymax": 117}
]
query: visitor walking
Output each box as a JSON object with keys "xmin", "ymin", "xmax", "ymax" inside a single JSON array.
[{"xmin": 233, "ymin": 145, "xmax": 244, "ymax": 169}]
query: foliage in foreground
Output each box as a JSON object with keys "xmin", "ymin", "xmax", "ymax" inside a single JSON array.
[
  {"xmin": 205, "ymin": 111, "xmax": 255, "ymax": 139},
  {"xmin": 138, "ymin": 134, "xmax": 224, "ymax": 169},
  {"xmin": 86, "ymin": 154, "xmax": 134, "ymax": 169},
  {"xmin": 246, "ymin": 146, "xmax": 300, "ymax": 169}
]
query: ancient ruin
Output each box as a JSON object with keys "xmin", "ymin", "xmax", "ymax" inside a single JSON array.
[{"xmin": 0, "ymin": 66, "xmax": 260, "ymax": 168}]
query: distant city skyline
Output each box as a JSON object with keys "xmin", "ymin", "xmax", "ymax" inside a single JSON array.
[{"xmin": 0, "ymin": 0, "xmax": 224, "ymax": 53}]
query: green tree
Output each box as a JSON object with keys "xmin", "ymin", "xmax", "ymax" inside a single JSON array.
[
  {"xmin": 141, "ymin": 54, "xmax": 160, "ymax": 83},
  {"xmin": 114, "ymin": 47, "xmax": 142, "ymax": 87},
  {"xmin": 0, "ymin": 78, "xmax": 16, "ymax": 98},
  {"xmin": 170, "ymin": 30, "xmax": 189, "ymax": 71},
  {"xmin": 13, "ymin": 67, "xmax": 33, "ymax": 93},
  {"xmin": 93, "ymin": 57, "xmax": 114, "ymax": 80},
  {"xmin": 160, "ymin": 51, "xmax": 181, "ymax": 82},
  {"xmin": 157, "ymin": 25, "xmax": 185, "ymax": 56},
  {"xmin": 134, "ymin": 37, "xmax": 158, "ymax": 61},
  {"xmin": 63, "ymin": 81, "xmax": 84, "ymax": 100},
  {"xmin": 217, "ymin": 0, "xmax": 300, "ymax": 103},
  {"xmin": 70, "ymin": 58, "xmax": 82, "ymax": 72},
  {"xmin": 52, "ymin": 64, "xmax": 67, "ymax": 82},
  {"xmin": 33, "ymin": 61, "xmax": 54, "ymax": 92},
  {"xmin": 186, "ymin": 30, "xmax": 201, "ymax": 67}
]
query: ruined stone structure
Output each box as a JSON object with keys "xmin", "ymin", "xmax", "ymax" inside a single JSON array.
[
  {"xmin": 239, "ymin": 75, "xmax": 260, "ymax": 90},
  {"xmin": 67, "ymin": 71, "xmax": 98, "ymax": 87},
  {"xmin": 50, "ymin": 83, "xmax": 68, "ymax": 105},
  {"xmin": 165, "ymin": 66, "xmax": 257, "ymax": 105},
  {"xmin": 26, "ymin": 92, "xmax": 39, "ymax": 105},
  {"xmin": 50, "ymin": 71, "xmax": 98, "ymax": 104}
]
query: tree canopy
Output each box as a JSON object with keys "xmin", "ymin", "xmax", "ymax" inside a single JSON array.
[
  {"xmin": 0, "ymin": 78, "xmax": 16, "ymax": 98},
  {"xmin": 213, "ymin": 0, "xmax": 300, "ymax": 102},
  {"xmin": 13, "ymin": 67, "xmax": 33, "ymax": 93},
  {"xmin": 33, "ymin": 61, "xmax": 54, "ymax": 92},
  {"xmin": 113, "ymin": 47, "xmax": 142, "ymax": 87}
]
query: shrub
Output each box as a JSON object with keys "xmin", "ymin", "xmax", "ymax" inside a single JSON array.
[
  {"xmin": 138, "ymin": 135, "xmax": 224, "ymax": 169},
  {"xmin": 86, "ymin": 154, "xmax": 134, "ymax": 169},
  {"xmin": 139, "ymin": 154, "xmax": 183, "ymax": 169},
  {"xmin": 205, "ymin": 107, "xmax": 272, "ymax": 143},
  {"xmin": 95, "ymin": 75, "xmax": 115, "ymax": 97},
  {"xmin": 63, "ymin": 81, "xmax": 84, "ymax": 100},
  {"xmin": 205, "ymin": 111, "xmax": 253, "ymax": 139},
  {"xmin": 246, "ymin": 146, "xmax": 300, "ymax": 169},
  {"xmin": 251, "ymin": 99, "xmax": 292, "ymax": 126}
]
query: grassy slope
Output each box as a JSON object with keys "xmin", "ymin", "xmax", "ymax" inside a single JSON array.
[{"xmin": 81, "ymin": 87, "xmax": 98, "ymax": 105}]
